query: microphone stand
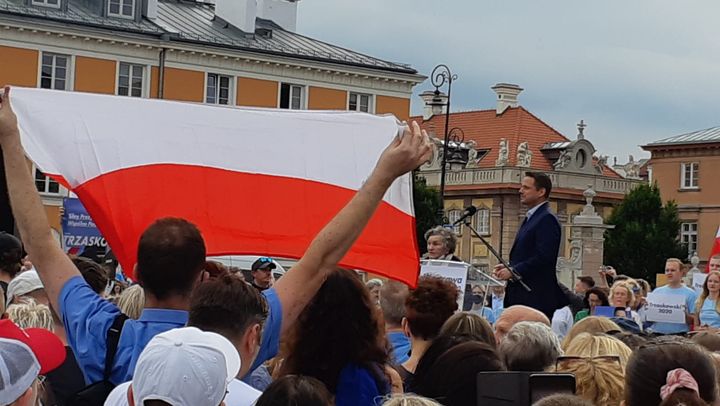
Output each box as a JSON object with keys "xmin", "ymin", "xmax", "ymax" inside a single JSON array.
[{"xmin": 462, "ymin": 219, "xmax": 531, "ymax": 292}]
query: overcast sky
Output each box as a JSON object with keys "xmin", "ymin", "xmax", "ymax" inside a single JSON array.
[{"xmin": 297, "ymin": 1, "xmax": 720, "ymax": 161}]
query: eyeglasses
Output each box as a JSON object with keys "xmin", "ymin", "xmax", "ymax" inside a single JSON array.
[{"xmin": 555, "ymin": 355, "xmax": 621, "ymax": 371}]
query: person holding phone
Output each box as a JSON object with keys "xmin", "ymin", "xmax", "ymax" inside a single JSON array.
[
  {"xmin": 695, "ymin": 271, "xmax": 720, "ymax": 329},
  {"xmin": 609, "ymin": 282, "xmax": 643, "ymax": 329}
]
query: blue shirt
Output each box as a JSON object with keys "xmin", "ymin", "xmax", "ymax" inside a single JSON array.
[
  {"xmin": 475, "ymin": 307, "xmax": 496, "ymax": 325},
  {"xmin": 649, "ymin": 285, "xmax": 697, "ymax": 335},
  {"xmin": 387, "ymin": 331, "xmax": 410, "ymax": 364},
  {"xmin": 492, "ymin": 294, "xmax": 505, "ymax": 320},
  {"xmin": 335, "ymin": 363, "xmax": 389, "ymax": 406},
  {"xmin": 60, "ymin": 275, "xmax": 282, "ymax": 384},
  {"xmin": 699, "ymin": 298, "xmax": 720, "ymax": 328}
]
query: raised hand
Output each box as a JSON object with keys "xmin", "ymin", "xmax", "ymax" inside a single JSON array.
[
  {"xmin": 0, "ymin": 86, "xmax": 20, "ymax": 143},
  {"xmin": 374, "ymin": 121, "xmax": 432, "ymax": 181}
]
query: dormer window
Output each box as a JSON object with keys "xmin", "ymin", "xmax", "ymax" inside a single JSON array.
[
  {"xmin": 31, "ymin": 0, "xmax": 61, "ymax": 9},
  {"xmin": 108, "ymin": 0, "xmax": 135, "ymax": 18}
]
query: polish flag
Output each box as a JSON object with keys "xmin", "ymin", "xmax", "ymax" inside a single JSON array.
[
  {"xmin": 12, "ymin": 88, "xmax": 420, "ymax": 285},
  {"xmin": 706, "ymin": 225, "xmax": 720, "ymax": 273}
]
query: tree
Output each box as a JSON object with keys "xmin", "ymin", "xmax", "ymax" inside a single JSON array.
[
  {"xmin": 604, "ymin": 183, "xmax": 687, "ymax": 283},
  {"xmin": 412, "ymin": 174, "xmax": 442, "ymax": 255}
]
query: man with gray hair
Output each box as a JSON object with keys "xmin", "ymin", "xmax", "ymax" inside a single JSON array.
[
  {"xmin": 499, "ymin": 321, "xmax": 562, "ymax": 372},
  {"xmin": 380, "ymin": 280, "xmax": 410, "ymax": 363}
]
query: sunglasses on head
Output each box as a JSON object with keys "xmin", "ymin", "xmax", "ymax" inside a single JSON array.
[
  {"xmin": 258, "ymin": 257, "xmax": 272, "ymax": 263},
  {"xmin": 555, "ymin": 355, "xmax": 621, "ymax": 371}
]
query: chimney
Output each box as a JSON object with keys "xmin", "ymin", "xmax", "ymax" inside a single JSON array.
[
  {"xmin": 257, "ymin": 0, "xmax": 299, "ymax": 32},
  {"xmin": 142, "ymin": 0, "xmax": 157, "ymax": 19},
  {"xmin": 491, "ymin": 83, "xmax": 523, "ymax": 115},
  {"xmin": 420, "ymin": 90, "xmax": 448, "ymax": 120},
  {"xmin": 215, "ymin": 0, "xmax": 257, "ymax": 34}
]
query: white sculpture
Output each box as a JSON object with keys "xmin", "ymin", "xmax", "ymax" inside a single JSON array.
[
  {"xmin": 496, "ymin": 138, "xmax": 509, "ymax": 167},
  {"xmin": 554, "ymin": 150, "xmax": 572, "ymax": 170},
  {"xmin": 517, "ymin": 141, "xmax": 532, "ymax": 167}
]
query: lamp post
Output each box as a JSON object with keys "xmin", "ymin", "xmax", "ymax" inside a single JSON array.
[{"xmin": 426, "ymin": 64, "xmax": 470, "ymax": 223}]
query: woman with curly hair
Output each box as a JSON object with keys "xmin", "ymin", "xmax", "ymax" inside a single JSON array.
[{"xmin": 279, "ymin": 268, "xmax": 392, "ymax": 405}]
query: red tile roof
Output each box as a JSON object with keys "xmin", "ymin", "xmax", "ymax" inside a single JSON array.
[{"xmin": 411, "ymin": 107, "xmax": 623, "ymax": 179}]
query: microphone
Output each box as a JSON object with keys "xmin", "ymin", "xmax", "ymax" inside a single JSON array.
[{"xmin": 452, "ymin": 205, "xmax": 477, "ymax": 225}]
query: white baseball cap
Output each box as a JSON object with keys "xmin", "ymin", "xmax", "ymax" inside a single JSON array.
[
  {"xmin": 6, "ymin": 270, "xmax": 44, "ymax": 307},
  {"xmin": 132, "ymin": 327, "xmax": 241, "ymax": 406}
]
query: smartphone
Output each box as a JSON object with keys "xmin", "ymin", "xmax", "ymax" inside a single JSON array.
[{"xmin": 477, "ymin": 372, "xmax": 575, "ymax": 405}]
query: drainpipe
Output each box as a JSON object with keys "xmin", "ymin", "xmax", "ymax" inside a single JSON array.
[{"xmin": 157, "ymin": 47, "xmax": 166, "ymax": 99}]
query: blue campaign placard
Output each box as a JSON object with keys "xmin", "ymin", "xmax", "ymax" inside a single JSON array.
[
  {"xmin": 592, "ymin": 306, "xmax": 617, "ymax": 318},
  {"xmin": 61, "ymin": 198, "xmax": 107, "ymax": 252}
]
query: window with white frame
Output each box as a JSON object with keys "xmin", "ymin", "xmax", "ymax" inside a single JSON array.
[
  {"xmin": 473, "ymin": 207, "xmax": 491, "ymax": 235},
  {"xmin": 108, "ymin": 0, "xmax": 135, "ymax": 18},
  {"xmin": 680, "ymin": 162, "xmax": 699, "ymax": 189},
  {"xmin": 34, "ymin": 168, "xmax": 60, "ymax": 194},
  {"xmin": 31, "ymin": 0, "xmax": 60, "ymax": 8},
  {"xmin": 681, "ymin": 222, "xmax": 698, "ymax": 255},
  {"xmin": 279, "ymin": 83, "xmax": 304, "ymax": 110},
  {"xmin": 206, "ymin": 73, "xmax": 232, "ymax": 105},
  {"xmin": 348, "ymin": 92, "xmax": 372, "ymax": 113},
  {"xmin": 40, "ymin": 52, "xmax": 69, "ymax": 90},
  {"xmin": 447, "ymin": 209, "xmax": 463, "ymax": 235},
  {"xmin": 118, "ymin": 62, "xmax": 144, "ymax": 97}
]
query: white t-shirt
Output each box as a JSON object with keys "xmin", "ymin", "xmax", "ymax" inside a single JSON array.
[
  {"xmin": 104, "ymin": 379, "xmax": 261, "ymax": 406},
  {"xmin": 104, "ymin": 382, "xmax": 130, "ymax": 406},
  {"xmin": 225, "ymin": 379, "xmax": 262, "ymax": 405}
]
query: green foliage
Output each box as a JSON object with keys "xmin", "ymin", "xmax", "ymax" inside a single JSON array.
[
  {"xmin": 604, "ymin": 183, "xmax": 688, "ymax": 283},
  {"xmin": 413, "ymin": 174, "xmax": 442, "ymax": 254}
]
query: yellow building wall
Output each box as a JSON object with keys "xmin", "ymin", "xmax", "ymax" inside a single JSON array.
[
  {"xmin": 307, "ymin": 86, "xmax": 346, "ymax": 110},
  {"xmin": 150, "ymin": 66, "xmax": 159, "ymax": 98},
  {"xmin": 162, "ymin": 67, "xmax": 204, "ymax": 102},
  {"xmin": 0, "ymin": 45, "xmax": 39, "ymax": 87},
  {"xmin": 44, "ymin": 205, "xmax": 61, "ymax": 232},
  {"xmin": 376, "ymin": 95, "xmax": 410, "ymax": 121},
  {"xmin": 236, "ymin": 77, "xmax": 278, "ymax": 108},
  {"xmin": 74, "ymin": 56, "xmax": 116, "ymax": 94}
]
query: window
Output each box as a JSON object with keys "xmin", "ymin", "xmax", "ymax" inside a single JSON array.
[
  {"xmin": 279, "ymin": 83, "xmax": 304, "ymax": 110},
  {"xmin": 118, "ymin": 62, "xmax": 144, "ymax": 97},
  {"xmin": 681, "ymin": 162, "xmax": 699, "ymax": 189},
  {"xmin": 349, "ymin": 92, "xmax": 372, "ymax": 113},
  {"xmin": 34, "ymin": 169, "xmax": 60, "ymax": 194},
  {"xmin": 31, "ymin": 0, "xmax": 60, "ymax": 8},
  {"xmin": 447, "ymin": 209, "xmax": 462, "ymax": 235},
  {"xmin": 206, "ymin": 73, "xmax": 232, "ymax": 105},
  {"xmin": 681, "ymin": 223, "xmax": 698, "ymax": 256},
  {"xmin": 473, "ymin": 208, "xmax": 491, "ymax": 235},
  {"xmin": 108, "ymin": 0, "xmax": 135, "ymax": 18},
  {"xmin": 40, "ymin": 52, "xmax": 69, "ymax": 90}
]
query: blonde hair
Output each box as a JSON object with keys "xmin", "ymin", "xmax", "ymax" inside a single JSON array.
[
  {"xmin": 610, "ymin": 281, "xmax": 636, "ymax": 308},
  {"xmin": 564, "ymin": 332, "xmax": 633, "ymax": 367},
  {"xmin": 666, "ymin": 258, "xmax": 685, "ymax": 270},
  {"xmin": 117, "ymin": 285, "xmax": 145, "ymax": 319},
  {"xmin": 562, "ymin": 316, "xmax": 621, "ymax": 351},
  {"xmin": 6, "ymin": 298, "xmax": 54, "ymax": 331},
  {"xmin": 555, "ymin": 352, "xmax": 625, "ymax": 406},
  {"xmin": 695, "ymin": 271, "xmax": 720, "ymax": 316},
  {"xmin": 382, "ymin": 395, "xmax": 443, "ymax": 406}
]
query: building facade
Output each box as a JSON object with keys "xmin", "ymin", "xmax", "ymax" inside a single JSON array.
[
  {"xmin": 416, "ymin": 83, "xmax": 640, "ymax": 274},
  {"xmin": 642, "ymin": 127, "xmax": 720, "ymax": 265},
  {"xmin": 0, "ymin": 0, "xmax": 424, "ymax": 237}
]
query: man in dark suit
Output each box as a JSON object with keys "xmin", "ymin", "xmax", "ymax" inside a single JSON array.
[{"xmin": 493, "ymin": 172, "xmax": 568, "ymax": 320}]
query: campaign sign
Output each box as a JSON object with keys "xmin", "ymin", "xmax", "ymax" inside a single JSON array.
[
  {"xmin": 693, "ymin": 273, "xmax": 708, "ymax": 294},
  {"xmin": 646, "ymin": 293, "xmax": 686, "ymax": 324},
  {"xmin": 420, "ymin": 259, "xmax": 469, "ymax": 309},
  {"xmin": 61, "ymin": 198, "xmax": 107, "ymax": 252}
]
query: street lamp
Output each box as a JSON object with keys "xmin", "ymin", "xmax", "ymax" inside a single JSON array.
[
  {"xmin": 425, "ymin": 64, "xmax": 468, "ymax": 222},
  {"xmin": 446, "ymin": 128, "xmax": 470, "ymax": 172}
]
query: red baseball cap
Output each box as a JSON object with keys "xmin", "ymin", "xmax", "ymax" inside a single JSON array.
[{"xmin": 0, "ymin": 319, "xmax": 65, "ymax": 374}]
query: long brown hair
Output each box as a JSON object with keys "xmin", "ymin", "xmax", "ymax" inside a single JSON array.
[
  {"xmin": 279, "ymin": 268, "xmax": 388, "ymax": 392},
  {"xmin": 695, "ymin": 271, "xmax": 720, "ymax": 315}
]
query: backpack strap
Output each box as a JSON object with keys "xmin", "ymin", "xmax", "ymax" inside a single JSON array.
[{"xmin": 103, "ymin": 313, "xmax": 129, "ymax": 380}]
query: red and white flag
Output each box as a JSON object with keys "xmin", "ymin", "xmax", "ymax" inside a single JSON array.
[
  {"xmin": 706, "ymin": 225, "xmax": 720, "ymax": 273},
  {"xmin": 13, "ymin": 88, "xmax": 420, "ymax": 285}
]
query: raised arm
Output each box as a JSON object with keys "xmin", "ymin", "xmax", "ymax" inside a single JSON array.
[
  {"xmin": 273, "ymin": 121, "xmax": 431, "ymax": 334},
  {"xmin": 0, "ymin": 86, "xmax": 80, "ymax": 314}
]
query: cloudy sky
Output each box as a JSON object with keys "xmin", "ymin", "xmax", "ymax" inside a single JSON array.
[{"xmin": 297, "ymin": 1, "xmax": 720, "ymax": 161}]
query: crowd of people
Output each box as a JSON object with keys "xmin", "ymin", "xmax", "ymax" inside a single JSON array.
[{"xmin": 3, "ymin": 82, "xmax": 720, "ymax": 406}]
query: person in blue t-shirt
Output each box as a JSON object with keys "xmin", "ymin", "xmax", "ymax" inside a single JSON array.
[
  {"xmin": 380, "ymin": 281, "xmax": 411, "ymax": 364},
  {"xmin": 695, "ymin": 271, "xmax": 720, "ymax": 329},
  {"xmin": 649, "ymin": 258, "xmax": 698, "ymax": 335}
]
